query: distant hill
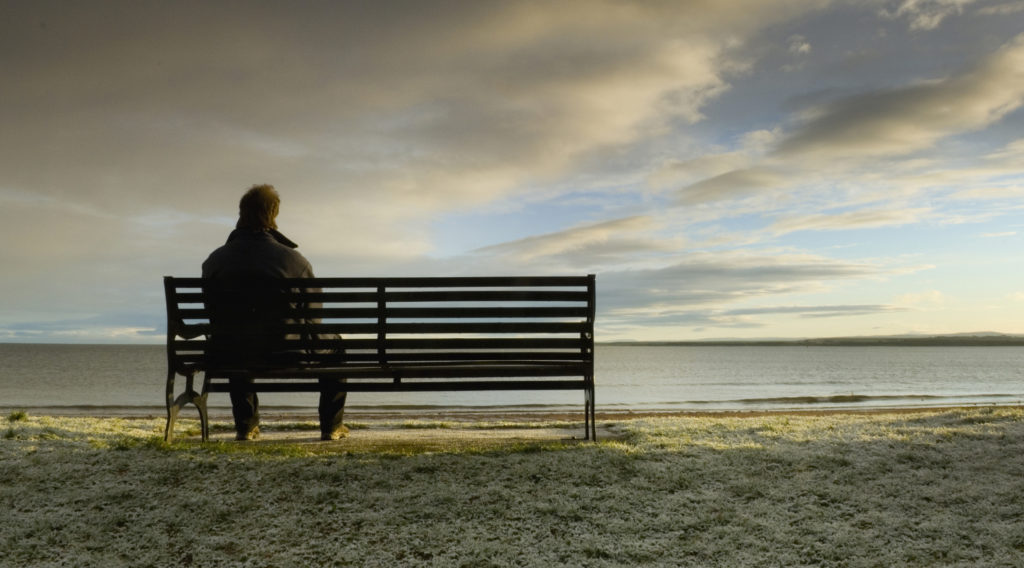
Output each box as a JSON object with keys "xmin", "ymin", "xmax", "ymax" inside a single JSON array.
[{"xmin": 602, "ymin": 332, "xmax": 1024, "ymax": 347}]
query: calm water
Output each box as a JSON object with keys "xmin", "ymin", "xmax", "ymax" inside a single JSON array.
[{"xmin": 1, "ymin": 343, "xmax": 1022, "ymax": 415}]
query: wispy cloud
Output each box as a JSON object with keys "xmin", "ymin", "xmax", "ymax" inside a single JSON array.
[
  {"xmin": 472, "ymin": 216, "xmax": 676, "ymax": 268},
  {"xmin": 787, "ymin": 34, "xmax": 812, "ymax": 55},
  {"xmin": 724, "ymin": 304, "xmax": 905, "ymax": 318},
  {"xmin": 595, "ymin": 251, "xmax": 893, "ymax": 332},
  {"xmin": 678, "ymin": 167, "xmax": 788, "ymax": 205},
  {"xmin": 880, "ymin": 0, "xmax": 981, "ymax": 30},
  {"xmin": 776, "ymin": 32, "xmax": 1024, "ymax": 159},
  {"xmin": 771, "ymin": 207, "xmax": 931, "ymax": 235},
  {"xmin": 0, "ymin": 313, "xmax": 163, "ymax": 343},
  {"xmin": 978, "ymin": 2, "xmax": 1024, "ymax": 16}
]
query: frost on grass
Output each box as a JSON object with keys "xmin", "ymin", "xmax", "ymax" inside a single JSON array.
[{"xmin": 2, "ymin": 408, "xmax": 1024, "ymax": 567}]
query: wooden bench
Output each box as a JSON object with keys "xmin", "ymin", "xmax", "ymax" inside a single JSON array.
[{"xmin": 163, "ymin": 275, "xmax": 597, "ymax": 442}]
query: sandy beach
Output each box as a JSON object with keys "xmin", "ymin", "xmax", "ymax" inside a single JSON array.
[{"xmin": 3, "ymin": 406, "xmax": 1023, "ymax": 566}]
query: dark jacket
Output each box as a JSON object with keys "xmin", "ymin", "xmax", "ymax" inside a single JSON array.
[
  {"xmin": 201, "ymin": 229, "xmax": 325, "ymax": 365},
  {"xmin": 202, "ymin": 229, "xmax": 314, "ymax": 280}
]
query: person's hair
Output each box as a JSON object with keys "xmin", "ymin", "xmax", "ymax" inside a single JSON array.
[{"xmin": 236, "ymin": 184, "xmax": 280, "ymax": 230}]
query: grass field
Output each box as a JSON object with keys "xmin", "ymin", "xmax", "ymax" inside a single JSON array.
[{"xmin": 2, "ymin": 408, "xmax": 1023, "ymax": 567}]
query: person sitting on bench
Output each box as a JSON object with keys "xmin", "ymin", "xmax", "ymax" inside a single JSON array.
[{"xmin": 201, "ymin": 184, "xmax": 347, "ymax": 441}]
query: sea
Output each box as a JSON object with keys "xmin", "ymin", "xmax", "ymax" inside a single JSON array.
[{"xmin": 2, "ymin": 343, "xmax": 1023, "ymax": 417}]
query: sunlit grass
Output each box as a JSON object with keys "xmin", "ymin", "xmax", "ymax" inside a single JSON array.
[{"xmin": 3, "ymin": 408, "xmax": 1023, "ymax": 566}]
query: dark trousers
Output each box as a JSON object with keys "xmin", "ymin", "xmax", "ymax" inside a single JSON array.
[
  {"xmin": 230, "ymin": 378, "xmax": 347, "ymax": 437},
  {"xmin": 317, "ymin": 378, "xmax": 348, "ymax": 438}
]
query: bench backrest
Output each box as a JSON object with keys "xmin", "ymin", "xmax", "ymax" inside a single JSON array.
[{"xmin": 165, "ymin": 275, "xmax": 596, "ymax": 373}]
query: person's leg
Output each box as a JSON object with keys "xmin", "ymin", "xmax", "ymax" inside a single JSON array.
[
  {"xmin": 319, "ymin": 378, "xmax": 347, "ymax": 440},
  {"xmin": 229, "ymin": 378, "xmax": 260, "ymax": 440}
]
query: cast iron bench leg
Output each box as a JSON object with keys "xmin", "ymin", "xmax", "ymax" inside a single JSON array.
[
  {"xmin": 585, "ymin": 382, "xmax": 597, "ymax": 441},
  {"xmin": 164, "ymin": 369, "xmax": 178, "ymax": 443},
  {"xmin": 164, "ymin": 369, "xmax": 207, "ymax": 443}
]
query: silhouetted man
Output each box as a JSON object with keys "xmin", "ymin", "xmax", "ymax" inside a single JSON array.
[{"xmin": 202, "ymin": 184, "xmax": 347, "ymax": 441}]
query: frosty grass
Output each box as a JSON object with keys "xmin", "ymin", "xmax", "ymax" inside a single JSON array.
[{"xmin": 2, "ymin": 408, "xmax": 1023, "ymax": 567}]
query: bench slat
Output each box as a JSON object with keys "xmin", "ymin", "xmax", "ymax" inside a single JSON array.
[
  {"xmin": 206, "ymin": 379, "xmax": 590, "ymax": 393},
  {"xmin": 298, "ymin": 306, "xmax": 590, "ymax": 319},
  {"xmin": 169, "ymin": 356, "xmax": 593, "ymax": 368},
  {"xmin": 295, "ymin": 322, "xmax": 590, "ymax": 334},
  {"xmin": 340, "ymin": 352, "xmax": 589, "ymax": 362},
  {"xmin": 167, "ymin": 275, "xmax": 592, "ymax": 288},
  {"xmin": 205, "ymin": 363, "xmax": 590, "ymax": 379},
  {"xmin": 173, "ymin": 322, "xmax": 589, "ymax": 335},
  {"xmin": 267, "ymin": 276, "xmax": 592, "ymax": 288},
  {"xmin": 171, "ymin": 336, "xmax": 590, "ymax": 350},
  {"xmin": 169, "ymin": 289, "xmax": 590, "ymax": 304},
  {"xmin": 301, "ymin": 290, "xmax": 590, "ymax": 303},
  {"xmin": 175, "ymin": 306, "xmax": 590, "ymax": 320}
]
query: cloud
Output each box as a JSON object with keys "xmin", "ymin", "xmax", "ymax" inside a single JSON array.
[
  {"xmin": 4, "ymin": 2, "xmax": 1022, "ymax": 342},
  {"xmin": 592, "ymin": 251, "xmax": 904, "ymax": 335},
  {"xmin": 770, "ymin": 207, "xmax": 930, "ymax": 234},
  {"xmin": 668, "ymin": 31, "xmax": 1024, "ymax": 229},
  {"xmin": 470, "ymin": 238, "xmax": 894, "ymax": 328},
  {"xmin": 677, "ymin": 167, "xmax": 788, "ymax": 204},
  {"xmin": 724, "ymin": 304, "xmax": 905, "ymax": 318},
  {"xmin": 0, "ymin": 0, "xmax": 860, "ymax": 342},
  {"xmin": 978, "ymin": 2, "xmax": 1024, "ymax": 16},
  {"xmin": 788, "ymin": 34, "xmax": 812, "ymax": 55},
  {"xmin": 0, "ymin": 2, "xmax": 792, "ymax": 208},
  {"xmin": 472, "ymin": 216, "xmax": 678, "ymax": 269},
  {"xmin": 776, "ymin": 32, "xmax": 1024, "ymax": 159},
  {"xmin": 0, "ymin": 0, "xmax": 841, "ymax": 273},
  {"xmin": 649, "ymin": 152, "xmax": 753, "ymax": 190},
  {"xmin": 0, "ymin": 313, "xmax": 163, "ymax": 344},
  {"xmin": 599, "ymin": 251, "xmax": 884, "ymax": 313},
  {"xmin": 880, "ymin": 0, "xmax": 979, "ymax": 30}
]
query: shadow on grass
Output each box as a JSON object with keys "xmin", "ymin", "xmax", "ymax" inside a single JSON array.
[
  {"xmin": 3, "ymin": 412, "xmax": 615, "ymax": 457},
  {"xmin": 174, "ymin": 419, "xmax": 610, "ymax": 457}
]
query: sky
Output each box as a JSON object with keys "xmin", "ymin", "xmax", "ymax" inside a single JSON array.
[{"xmin": 2, "ymin": 0, "xmax": 1024, "ymax": 344}]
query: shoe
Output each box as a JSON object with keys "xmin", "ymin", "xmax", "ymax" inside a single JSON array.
[
  {"xmin": 235, "ymin": 426, "xmax": 260, "ymax": 441},
  {"xmin": 321, "ymin": 425, "xmax": 349, "ymax": 441}
]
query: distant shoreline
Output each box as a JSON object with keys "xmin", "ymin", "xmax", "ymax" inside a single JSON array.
[{"xmin": 601, "ymin": 334, "xmax": 1024, "ymax": 347}]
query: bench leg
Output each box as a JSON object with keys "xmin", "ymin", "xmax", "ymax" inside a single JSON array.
[
  {"xmin": 164, "ymin": 370, "xmax": 180, "ymax": 443},
  {"xmin": 164, "ymin": 370, "xmax": 208, "ymax": 443},
  {"xmin": 584, "ymin": 390, "xmax": 590, "ymax": 440},
  {"xmin": 585, "ymin": 383, "xmax": 597, "ymax": 441},
  {"xmin": 197, "ymin": 391, "xmax": 210, "ymax": 442},
  {"xmin": 164, "ymin": 404, "xmax": 178, "ymax": 443}
]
